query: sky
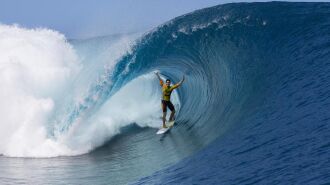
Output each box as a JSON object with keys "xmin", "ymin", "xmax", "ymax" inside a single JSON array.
[{"xmin": 0, "ymin": 0, "xmax": 325, "ymax": 39}]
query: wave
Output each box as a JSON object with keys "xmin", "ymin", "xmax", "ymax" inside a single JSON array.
[
  {"xmin": 0, "ymin": 24, "xmax": 146, "ymax": 157},
  {"xmin": 1, "ymin": 2, "xmax": 330, "ymax": 184},
  {"xmin": 1, "ymin": 2, "xmax": 329, "ymax": 168},
  {"xmin": 133, "ymin": 2, "xmax": 330, "ymax": 184}
]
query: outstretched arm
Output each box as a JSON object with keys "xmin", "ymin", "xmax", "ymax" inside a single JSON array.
[
  {"xmin": 155, "ymin": 72, "xmax": 163, "ymax": 86},
  {"xmin": 173, "ymin": 75, "xmax": 185, "ymax": 89}
]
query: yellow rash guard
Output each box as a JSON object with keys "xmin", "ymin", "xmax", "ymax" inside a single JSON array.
[{"xmin": 160, "ymin": 80, "xmax": 179, "ymax": 101}]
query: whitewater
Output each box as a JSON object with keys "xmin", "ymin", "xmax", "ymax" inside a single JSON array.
[
  {"xmin": 0, "ymin": 2, "xmax": 330, "ymax": 185},
  {"xmin": 0, "ymin": 25, "xmax": 177, "ymax": 157}
]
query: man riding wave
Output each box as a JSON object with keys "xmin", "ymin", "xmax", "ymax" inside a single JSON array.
[{"xmin": 155, "ymin": 72, "xmax": 185, "ymax": 128}]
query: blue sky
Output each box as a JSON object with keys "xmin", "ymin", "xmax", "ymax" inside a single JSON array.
[
  {"xmin": 0, "ymin": 0, "xmax": 228, "ymax": 39},
  {"xmin": 0, "ymin": 0, "xmax": 324, "ymax": 39}
]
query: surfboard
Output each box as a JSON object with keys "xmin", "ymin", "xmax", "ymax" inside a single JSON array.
[{"xmin": 156, "ymin": 120, "xmax": 175, "ymax": 135}]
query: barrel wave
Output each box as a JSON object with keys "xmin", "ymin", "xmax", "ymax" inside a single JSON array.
[{"xmin": 0, "ymin": 2, "xmax": 330, "ymax": 185}]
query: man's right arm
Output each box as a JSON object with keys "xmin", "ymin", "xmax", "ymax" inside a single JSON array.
[{"xmin": 155, "ymin": 72, "xmax": 163, "ymax": 86}]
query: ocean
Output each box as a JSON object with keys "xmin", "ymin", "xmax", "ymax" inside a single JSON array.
[{"xmin": 0, "ymin": 2, "xmax": 329, "ymax": 185}]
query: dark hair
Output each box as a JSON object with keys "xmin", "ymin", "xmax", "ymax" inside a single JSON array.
[{"xmin": 166, "ymin": 79, "xmax": 171, "ymax": 83}]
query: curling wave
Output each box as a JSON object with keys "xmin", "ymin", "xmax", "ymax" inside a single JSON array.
[{"xmin": 1, "ymin": 5, "xmax": 329, "ymax": 185}]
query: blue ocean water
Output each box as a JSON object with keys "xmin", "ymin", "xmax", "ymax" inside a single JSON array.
[
  {"xmin": 132, "ymin": 2, "xmax": 330, "ymax": 184},
  {"xmin": 0, "ymin": 2, "xmax": 329, "ymax": 185}
]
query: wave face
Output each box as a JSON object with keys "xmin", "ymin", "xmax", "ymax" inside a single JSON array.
[
  {"xmin": 1, "ymin": 2, "xmax": 330, "ymax": 184},
  {"xmin": 132, "ymin": 2, "xmax": 330, "ymax": 184}
]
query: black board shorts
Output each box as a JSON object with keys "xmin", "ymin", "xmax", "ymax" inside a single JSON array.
[{"xmin": 162, "ymin": 100, "xmax": 175, "ymax": 112}]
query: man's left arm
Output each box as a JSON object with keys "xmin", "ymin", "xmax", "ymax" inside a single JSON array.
[{"xmin": 172, "ymin": 75, "xmax": 185, "ymax": 89}]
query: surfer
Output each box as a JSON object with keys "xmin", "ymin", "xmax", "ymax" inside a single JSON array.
[{"xmin": 155, "ymin": 72, "xmax": 185, "ymax": 128}]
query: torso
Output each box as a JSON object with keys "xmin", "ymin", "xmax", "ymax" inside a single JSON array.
[{"xmin": 162, "ymin": 85, "xmax": 173, "ymax": 101}]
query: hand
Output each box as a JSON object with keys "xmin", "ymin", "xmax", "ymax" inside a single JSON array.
[{"xmin": 155, "ymin": 71, "xmax": 162, "ymax": 81}]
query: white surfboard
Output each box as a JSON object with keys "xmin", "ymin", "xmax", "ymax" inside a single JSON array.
[{"xmin": 156, "ymin": 121, "xmax": 175, "ymax": 135}]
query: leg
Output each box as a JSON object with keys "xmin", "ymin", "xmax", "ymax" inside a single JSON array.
[
  {"xmin": 168, "ymin": 101, "xmax": 176, "ymax": 121},
  {"xmin": 169, "ymin": 110, "xmax": 176, "ymax": 121},
  {"xmin": 162, "ymin": 111, "xmax": 167, "ymax": 128},
  {"xmin": 161, "ymin": 101, "xmax": 167, "ymax": 128}
]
